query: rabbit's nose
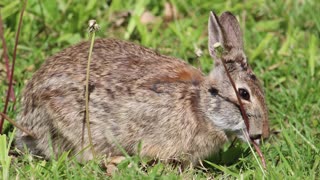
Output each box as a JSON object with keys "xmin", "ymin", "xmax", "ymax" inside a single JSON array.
[{"xmin": 249, "ymin": 134, "xmax": 262, "ymax": 140}]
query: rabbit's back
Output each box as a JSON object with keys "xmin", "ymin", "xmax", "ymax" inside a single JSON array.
[
  {"xmin": 16, "ymin": 39, "xmax": 227, "ymax": 162},
  {"xmin": 27, "ymin": 39, "xmax": 203, "ymax": 93}
]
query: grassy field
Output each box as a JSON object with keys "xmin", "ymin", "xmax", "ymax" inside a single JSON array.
[{"xmin": 1, "ymin": 0, "xmax": 319, "ymax": 179}]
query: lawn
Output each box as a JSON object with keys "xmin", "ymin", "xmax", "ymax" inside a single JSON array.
[{"xmin": 0, "ymin": 0, "xmax": 319, "ymax": 179}]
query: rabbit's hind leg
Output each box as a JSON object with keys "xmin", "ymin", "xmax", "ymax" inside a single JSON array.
[{"xmin": 15, "ymin": 108, "xmax": 59, "ymax": 159}]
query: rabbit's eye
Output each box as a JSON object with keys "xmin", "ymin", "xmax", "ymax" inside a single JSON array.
[
  {"xmin": 238, "ymin": 88, "xmax": 250, "ymax": 101},
  {"xmin": 209, "ymin": 87, "xmax": 218, "ymax": 96}
]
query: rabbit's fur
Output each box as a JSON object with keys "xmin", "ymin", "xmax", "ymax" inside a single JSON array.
[{"xmin": 15, "ymin": 11, "xmax": 269, "ymax": 165}]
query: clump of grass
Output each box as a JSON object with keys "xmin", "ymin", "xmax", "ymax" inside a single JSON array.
[{"xmin": 0, "ymin": 129, "xmax": 15, "ymax": 180}]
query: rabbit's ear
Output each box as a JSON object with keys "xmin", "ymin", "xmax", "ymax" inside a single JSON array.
[
  {"xmin": 219, "ymin": 12, "xmax": 243, "ymax": 50},
  {"xmin": 208, "ymin": 11, "xmax": 224, "ymax": 59}
]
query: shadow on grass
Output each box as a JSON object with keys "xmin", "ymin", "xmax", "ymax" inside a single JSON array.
[{"xmin": 204, "ymin": 141, "xmax": 250, "ymax": 168}]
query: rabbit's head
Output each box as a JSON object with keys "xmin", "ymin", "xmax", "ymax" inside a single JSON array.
[{"xmin": 205, "ymin": 11, "xmax": 269, "ymax": 142}]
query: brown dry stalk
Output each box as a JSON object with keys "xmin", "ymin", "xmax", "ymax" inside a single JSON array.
[
  {"xmin": 220, "ymin": 59, "xmax": 250, "ymax": 130},
  {"xmin": 0, "ymin": 112, "xmax": 36, "ymax": 138},
  {"xmin": 216, "ymin": 45, "xmax": 266, "ymax": 169},
  {"xmin": 0, "ymin": 0, "xmax": 27, "ymax": 134},
  {"xmin": 82, "ymin": 20, "xmax": 100, "ymax": 158},
  {"xmin": 252, "ymin": 140, "xmax": 266, "ymax": 168}
]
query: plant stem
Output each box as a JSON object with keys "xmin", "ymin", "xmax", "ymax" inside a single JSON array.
[
  {"xmin": 214, "ymin": 43, "xmax": 267, "ymax": 169},
  {"xmin": 0, "ymin": 112, "xmax": 35, "ymax": 138},
  {"xmin": 242, "ymin": 129, "xmax": 266, "ymax": 175},
  {"xmin": 0, "ymin": 0, "xmax": 27, "ymax": 134},
  {"xmin": 220, "ymin": 58, "xmax": 250, "ymax": 130},
  {"xmin": 85, "ymin": 32, "xmax": 96, "ymax": 158}
]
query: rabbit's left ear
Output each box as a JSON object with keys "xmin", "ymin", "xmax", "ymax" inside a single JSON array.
[
  {"xmin": 208, "ymin": 11, "xmax": 247, "ymax": 67},
  {"xmin": 219, "ymin": 12, "xmax": 244, "ymax": 51},
  {"xmin": 218, "ymin": 12, "xmax": 248, "ymax": 68}
]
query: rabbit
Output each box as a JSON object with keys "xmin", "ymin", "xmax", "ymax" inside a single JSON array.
[{"xmin": 15, "ymin": 11, "xmax": 270, "ymax": 165}]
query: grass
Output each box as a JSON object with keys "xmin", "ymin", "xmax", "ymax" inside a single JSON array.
[{"xmin": 1, "ymin": 0, "xmax": 319, "ymax": 179}]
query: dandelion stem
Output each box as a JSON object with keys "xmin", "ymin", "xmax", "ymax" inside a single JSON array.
[{"xmin": 85, "ymin": 27, "xmax": 97, "ymax": 158}]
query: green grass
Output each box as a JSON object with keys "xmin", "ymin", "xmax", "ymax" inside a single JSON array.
[{"xmin": 1, "ymin": 0, "xmax": 320, "ymax": 179}]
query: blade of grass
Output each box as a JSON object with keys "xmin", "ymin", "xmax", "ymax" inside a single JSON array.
[
  {"xmin": 250, "ymin": 33, "xmax": 273, "ymax": 60},
  {"xmin": 204, "ymin": 160, "xmax": 240, "ymax": 178},
  {"xmin": 0, "ymin": 0, "xmax": 20, "ymax": 19},
  {"xmin": 273, "ymin": 108, "xmax": 319, "ymax": 154},
  {"xmin": 311, "ymin": 155, "xmax": 320, "ymax": 179},
  {"xmin": 274, "ymin": 144, "xmax": 294, "ymax": 175},
  {"xmin": 0, "ymin": 129, "xmax": 16, "ymax": 180},
  {"xmin": 124, "ymin": 0, "xmax": 149, "ymax": 39},
  {"xmin": 0, "ymin": 135, "xmax": 11, "ymax": 180},
  {"xmin": 291, "ymin": 124, "xmax": 319, "ymax": 154},
  {"xmin": 308, "ymin": 34, "xmax": 316, "ymax": 77}
]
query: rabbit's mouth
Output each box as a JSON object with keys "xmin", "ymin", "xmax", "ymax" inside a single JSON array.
[{"xmin": 236, "ymin": 129, "xmax": 262, "ymax": 145}]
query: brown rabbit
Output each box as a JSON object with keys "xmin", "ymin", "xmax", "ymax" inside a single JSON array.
[{"xmin": 15, "ymin": 11, "xmax": 269, "ymax": 165}]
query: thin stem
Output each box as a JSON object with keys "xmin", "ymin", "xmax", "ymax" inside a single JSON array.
[
  {"xmin": 221, "ymin": 59, "xmax": 266, "ymax": 169},
  {"xmin": 242, "ymin": 129, "xmax": 266, "ymax": 175},
  {"xmin": 220, "ymin": 59, "xmax": 250, "ymax": 130},
  {"xmin": 0, "ymin": 0, "xmax": 27, "ymax": 134},
  {"xmin": 0, "ymin": 112, "xmax": 36, "ymax": 138},
  {"xmin": 215, "ymin": 44, "xmax": 266, "ymax": 169},
  {"xmin": 85, "ymin": 32, "xmax": 96, "ymax": 157},
  {"xmin": 252, "ymin": 139, "xmax": 267, "ymax": 168}
]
